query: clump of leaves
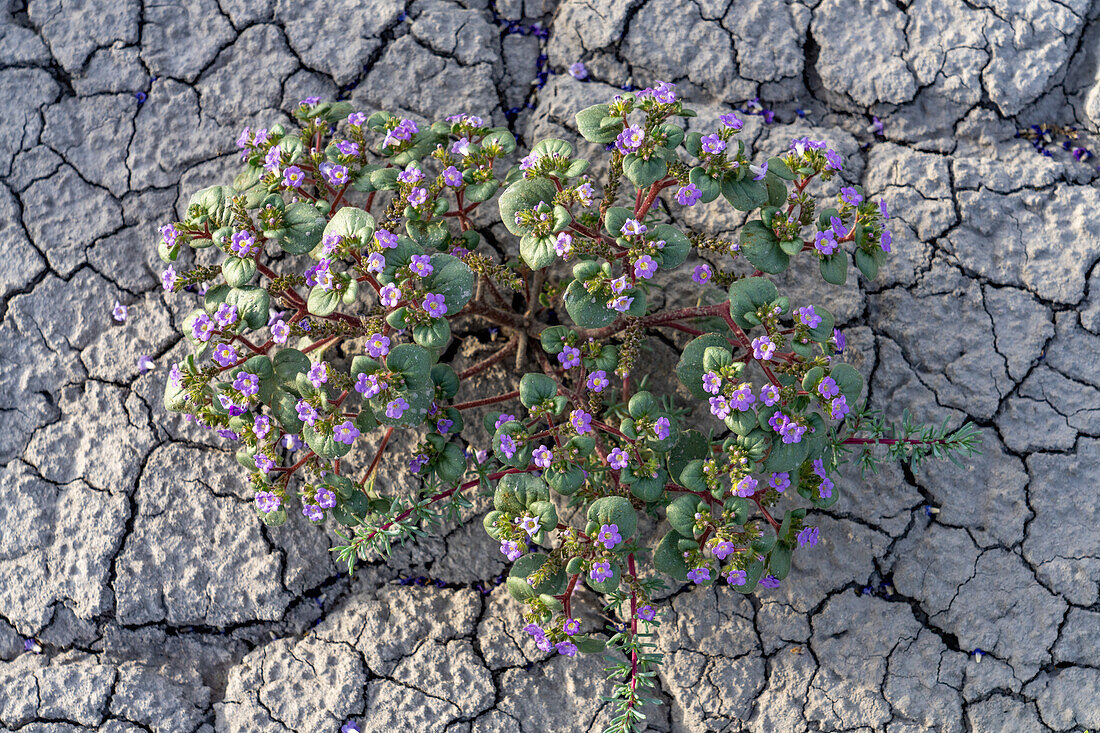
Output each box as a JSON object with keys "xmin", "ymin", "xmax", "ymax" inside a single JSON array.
[{"xmin": 157, "ymin": 88, "xmax": 978, "ymax": 732}]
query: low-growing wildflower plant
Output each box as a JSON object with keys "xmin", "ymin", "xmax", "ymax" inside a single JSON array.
[{"xmin": 157, "ymin": 91, "xmax": 980, "ymax": 732}]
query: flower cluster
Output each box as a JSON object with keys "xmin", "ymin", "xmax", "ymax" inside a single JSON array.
[{"xmin": 157, "ymin": 91, "xmax": 978, "ymax": 733}]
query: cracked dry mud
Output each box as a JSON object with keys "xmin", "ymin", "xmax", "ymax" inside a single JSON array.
[{"xmin": 1, "ymin": 0, "xmax": 1099, "ymax": 731}]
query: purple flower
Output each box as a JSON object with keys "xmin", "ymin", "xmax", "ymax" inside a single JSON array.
[
  {"xmin": 255, "ymin": 491, "xmax": 281, "ymax": 513},
  {"xmin": 760, "ymin": 384, "xmax": 779, "ymax": 406},
  {"xmin": 524, "ymin": 623, "xmax": 545, "ymax": 639},
  {"xmin": 263, "ymin": 146, "xmax": 281, "ymax": 173},
  {"xmin": 692, "ymin": 264, "xmax": 712, "ymax": 284},
  {"xmin": 500, "ymin": 540, "xmax": 522, "ymax": 561},
  {"xmin": 633, "ymin": 255, "xmax": 657, "ymax": 279},
  {"xmin": 533, "ymin": 445, "xmax": 553, "ymax": 468},
  {"xmin": 383, "ymin": 119, "xmax": 419, "ymax": 148},
  {"xmin": 516, "ymin": 514, "xmax": 541, "ymax": 536},
  {"xmin": 833, "ymin": 329, "xmax": 846, "ymax": 352},
  {"xmin": 597, "ymin": 523, "xmax": 622, "ymax": 550},
  {"xmin": 302, "ymin": 504, "xmax": 323, "ymax": 522},
  {"xmin": 818, "ymin": 477, "xmax": 834, "ymax": 499},
  {"xmin": 497, "ymin": 433, "xmax": 517, "ymax": 459},
  {"xmin": 702, "ymin": 371, "xmax": 722, "ymax": 395},
  {"xmin": 880, "ymin": 229, "xmax": 892, "ymax": 253},
  {"xmin": 169, "ymin": 362, "xmax": 182, "ymax": 386},
  {"xmin": 608, "ymin": 295, "xmax": 634, "ymax": 313},
  {"xmin": 709, "ymin": 395, "xmax": 731, "ymax": 419},
  {"xmin": 750, "ymin": 161, "xmax": 768, "ymax": 180},
  {"xmin": 535, "ymin": 635, "xmax": 552, "ymax": 652},
  {"xmin": 375, "ymin": 229, "xmax": 399, "ymax": 249},
  {"xmin": 817, "ymin": 377, "xmax": 838, "ymax": 399},
  {"xmin": 218, "ymin": 393, "xmax": 245, "ymax": 417},
  {"xmin": 687, "ymin": 567, "xmax": 711, "ymax": 584},
  {"xmin": 254, "ymin": 453, "xmax": 275, "ymax": 473},
  {"xmin": 751, "ymin": 335, "xmax": 776, "ymax": 360},
  {"xmin": 407, "ymin": 187, "xmax": 428, "ymax": 206},
  {"xmin": 700, "ymin": 134, "xmax": 725, "ymax": 154},
  {"xmin": 213, "ymin": 342, "xmax": 238, "ymax": 367},
  {"xmin": 320, "ymin": 233, "xmax": 342, "ymax": 257},
  {"xmin": 308, "ymin": 361, "xmax": 328, "ymax": 387},
  {"xmin": 554, "ymin": 232, "xmax": 573, "ymax": 258},
  {"xmin": 365, "ymin": 252, "xmax": 385, "ymax": 274},
  {"xmin": 654, "ymin": 416, "xmax": 670, "ymax": 441},
  {"xmin": 568, "ymin": 61, "xmax": 587, "ymax": 79},
  {"xmin": 364, "ymin": 333, "xmax": 391, "ymax": 358},
  {"xmin": 385, "ymin": 397, "xmax": 410, "ymax": 419},
  {"xmin": 423, "ymin": 293, "xmax": 448, "ymax": 317},
  {"xmin": 769, "ymin": 472, "xmax": 790, "ymax": 492},
  {"xmin": 283, "ymin": 434, "xmax": 302, "ymax": 451},
  {"xmin": 676, "ymin": 183, "xmax": 702, "ymax": 206},
  {"xmin": 299, "ymin": 96, "xmax": 320, "ymax": 106},
  {"xmin": 712, "ymin": 540, "xmax": 735, "ymax": 560},
  {"xmin": 137, "ymin": 354, "xmax": 154, "ymax": 374},
  {"xmin": 24, "ymin": 637, "xmax": 43, "ymax": 654},
  {"xmin": 716, "ymin": 110, "xmax": 743, "ymax": 128},
  {"xmin": 879, "ymin": 198, "xmax": 889, "ymax": 219},
  {"xmin": 575, "ymin": 181, "xmax": 595, "ymax": 206},
  {"xmin": 638, "ymin": 604, "xmax": 656, "ymax": 621},
  {"xmin": 608, "ymin": 447, "xmax": 628, "ymax": 470},
  {"xmin": 609, "ymin": 276, "xmax": 629, "ymax": 295},
  {"xmin": 735, "ymin": 475, "xmax": 758, "ymax": 498},
  {"xmin": 840, "ymin": 187, "xmax": 863, "ymax": 206},
  {"xmin": 725, "ymin": 569, "xmax": 747, "ymax": 586},
  {"xmin": 870, "ymin": 116, "xmax": 884, "ymax": 134},
  {"xmin": 254, "ymin": 415, "xmax": 272, "ymax": 439},
  {"xmin": 271, "ymin": 320, "xmax": 289, "ymax": 344},
  {"xmin": 230, "ymin": 230, "xmax": 255, "ymax": 257},
  {"xmin": 161, "ymin": 265, "xmax": 177, "ymax": 291},
  {"xmin": 442, "ymin": 165, "xmax": 463, "ymax": 187},
  {"xmin": 341, "ymin": 721, "xmax": 361, "ymax": 733},
  {"xmin": 437, "ymin": 418, "xmax": 453, "ymax": 434},
  {"xmin": 283, "ymin": 166, "xmax": 304, "ymax": 187},
  {"xmin": 829, "ymin": 395, "xmax": 850, "ymax": 420},
  {"xmin": 570, "ymin": 409, "xmax": 592, "ymax": 434},
  {"xmin": 333, "ymin": 420, "xmax": 360, "ymax": 444},
  {"xmin": 336, "ymin": 139, "xmax": 359, "ymax": 156},
  {"xmin": 296, "ymin": 399, "xmax": 320, "ymax": 426},
  {"xmin": 587, "ymin": 370, "xmax": 609, "ymax": 392},
  {"xmin": 557, "ymin": 345, "xmax": 581, "ymax": 369},
  {"xmin": 829, "ymin": 215, "xmax": 848, "ymax": 239},
  {"xmin": 797, "ymin": 305, "xmax": 822, "ymax": 329},
  {"xmin": 112, "ymin": 301, "xmax": 128, "ymax": 322},
  {"xmin": 397, "ymin": 167, "xmax": 423, "ymax": 184},
  {"xmin": 589, "ymin": 561, "xmax": 614, "ymax": 583},
  {"xmin": 563, "ymin": 617, "xmax": 581, "ymax": 635},
  {"xmin": 380, "ymin": 283, "xmax": 401, "ymax": 307},
  {"xmin": 620, "ymin": 218, "xmax": 646, "ymax": 237},
  {"xmin": 825, "ymin": 149, "xmax": 843, "ymax": 171},
  {"xmin": 160, "ymin": 223, "xmax": 180, "ymax": 249},
  {"xmin": 759, "ymin": 574, "xmax": 780, "ymax": 588},
  {"xmin": 616, "ymin": 125, "xmax": 645, "ymax": 153},
  {"xmin": 814, "ymin": 230, "xmax": 838, "ymax": 255},
  {"xmin": 451, "ymin": 137, "xmax": 470, "ymax": 156},
  {"xmin": 797, "ymin": 526, "xmax": 820, "ymax": 547},
  {"xmin": 494, "ymin": 414, "xmax": 514, "ymax": 429},
  {"xmin": 215, "ymin": 303, "xmax": 238, "ymax": 327},
  {"xmin": 730, "ymin": 383, "xmax": 756, "ymax": 411},
  {"xmin": 233, "ymin": 372, "xmax": 259, "ymax": 397}
]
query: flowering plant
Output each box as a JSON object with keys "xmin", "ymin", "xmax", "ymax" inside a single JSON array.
[{"xmin": 157, "ymin": 89, "xmax": 978, "ymax": 731}]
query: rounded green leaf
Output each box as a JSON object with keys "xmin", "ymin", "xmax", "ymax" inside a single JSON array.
[
  {"xmin": 519, "ymin": 373, "xmax": 558, "ymax": 407},
  {"xmin": 324, "ymin": 205, "xmax": 375, "ymax": 245},
  {"xmin": 222, "ymin": 256, "xmax": 257, "ymax": 288},
  {"xmin": 654, "ymin": 530, "xmax": 690, "ymax": 582},
  {"xmin": 275, "ymin": 201, "xmax": 326, "ymax": 254},
  {"xmin": 225, "ymin": 286, "xmax": 270, "ymax": 329},
  {"xmin": 494, "ymin": 472, "xmax": 550, "ymax": 514},
  {"xmin": 563, "ymin": 280, "xmax": 616, "ymax": 328},
  {"xmin": 829, "ymin": 363, "xmax": 864, "ymax": 404},
  {"xmin": 728, "ymin": 277, "xmax": 779, "ymax": 330},
  {"xmin": 520, "ymin": 233, "xmax": 557, "ymax": 270},
  {"xmin": 507, "ymin": 553, "xmax": 566, "ymax": 601},
  {"xmin": 412, "ymin": 318, "xmax": 451, "ymax": 349},
  {"xmin": 676, "ymin": 333, "xmax": 730, "ymax": 399},
  {"xmin": 739, "ymin": 220, "xmax": 789, "ymax": 274},
  {"xmin": 586, "ymin": 496, "xmax": 637, "ymax": 541},
  {"xmin": 499, "ymin": 178, "xmax": 557, "ymax": 236},
  {"xmin": 575, "ymin": 104, "xmax": 622, "ymax": 144},
  {"xmin": 819, "ymin": 251, "xmax": 848, "ymax": 285},
  {"xmin": 303, "ymin": 424, "xmax": 353, "ymax": 459}
]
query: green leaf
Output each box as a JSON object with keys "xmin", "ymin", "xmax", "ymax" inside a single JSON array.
[
  {"xmin": 721, "ymin": 177, "xmax": 769, "ymax": 211},
  {"xmin": 324, "ymin": 205, "xmax": 375, "ymax": 245},
  {"xmin": 480, "ymin": 129, "xmax": 516, "ymax": 154},
  {"xmin": 531, "ymin": 138, "xmax": 573, "ymax": 161},
  {"xmin": 652, "ymin": 224, "xmax": 690, "ymax": 269},
  {"xmin": 431, "ymin": 364, "xmax": 459, "ymax": 399},
  {"xmin": 498, "ymin": 178, "xmax": 557, "ymax": 236},
  {"xmin": 819, "ymin": 251, "xmax": 848, "ymax": 285},
  {"xmin": 187, "ymin": 186, "xmax": 233, "ymax": 227},
  {"xmin": 765, "ymin": 172, "xmax": 789, "ymax": 207},
  {"xmin": 405, "ymin": 219, "xmax": 448, "ymax": 250},
  {"xmin": 492, "ymin": 421, "xmax": 533, "ymax": 468},
  {"xmin": 494, "ymin": 472, "xmax": 550, "ymax": 514},
  {"xmin": 654, "ymin": 530, "xmax": 690, "ymax": 582},
  {"xmin": 464, "ymin": 180, "xmax": 498, "ymax": 202},
  {"xmin": 519, "ymin": 373, "xmax": 558, "ymax": 407},
  {"xmin": 412, "ymin": 318, "xmax": 451, "ymax": 349},
  {"xmin": 303, "ymin": 424, "xmax": 353, "ymax": 459},
  {"xmin": 767, "ymin": 156, "xmax": 797, "ymax": 180},
  {"xmin": 665, "ymin": 494, "xmax": 700, "ymax": 537},
  {"xmin": 731, "ymin": 559, "xmax": 765, "ymax": 594},
  {"xmin": 603, "ymin": 207, "xmax": 632, "ymax": 237},
  {"xmin": 623, "ymin": 153, "xmax": 667, "ymax": 188},
  {"xmin": 540, "ymin": 325, "xmax": 572, "ymax": 355},
  {"xmin": 739, "ymin": 220, "xmax": 789, "ymax": 274},
  {"xmin": 829, "ymin": 363, "xmax": 864, "ymax": 405},
  {"xmin": 667, "ymin": 429, "xmax": 708, "ymax": 484},
  {"xmin": 803, "ymin": 305, "xmax": 835, "ymax": 343},
  {"xmin": 307, "ymin": 285, "xmax": 342, "ymax": 317},
  {"xmin": 769, "ymin": 542, "xmax": 793, "ymax": 580},
  {"xmin": 575, "ymin": 104, "xmax": 621, "ymax": 144},
  {"xmin": 563, "ymin": 158, "xmax": 589, "ymax": 178},
  {"xmin": 572, "ymin": 636, "xmax": 606, "ymax": 654},
  {"xmin": 274, "ymin": 202, "xmax": 325, "ymax": 255},
  {"xmin": 370, "ymin": 167, "xmax": 399, "ymax": 190},
  {"xmin": 628, "ymin": 470, "xmax": 665, "ymax": 501},
  {"xmin": 222, "ymin": 256, "xmax": 256, "ymax": 288},
  {"xmin": 689, "ymin": 167, "xmax": 721, "ymax": 203},
  {"xmin": 762, "ymin": 435, "xmax": 810, "ymax": 473},
  {"xmin": 225, "ymin": 286, "xmax": 270, "ymax": 329},
  {"xmin": 855, "ymin": 247, "xmax": 887, "ymax": 280},
  {"xmin": 728, "ymin": 276, "xmax": 779, "ymax": 330},
  {"xmin": 563, "ymin": 280, "xmax": 616, "ymax": 328},
  {"xmin": 587, "ymin": 496, "xmax": 637, "ymax": 541},
  {"xmin": 545, "ymin": 464, "xmax": 585, "ymax": 495},
  {"xmin": 779, "ymin": 238, "xmax": 803, "ymax": 256},
  {"xmin": 676, "ymin": 333, "xmax": 730, "ymax": 399},
  {"xmin": 520, "ymin": 233, "xmax": 557, "ymax": 270},
  {"xmin": 422, "ymin": 254, "xmax": 474, "ymax": 313},
  {"xmin": 271, "ymin": 387, "xmax": 303, "ymax": 433},
  {"xmin": 507, "ymin": 553, "xmax": 566, "ymax": 601},
  {"xmin": 273, "ymin": 349, "xmax": 310, "ymax": 382}
]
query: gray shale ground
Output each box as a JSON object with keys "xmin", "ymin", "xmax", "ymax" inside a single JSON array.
[{"xmin": 1, "ymin": 0, "xmax": 1099, "ymax": 731}]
